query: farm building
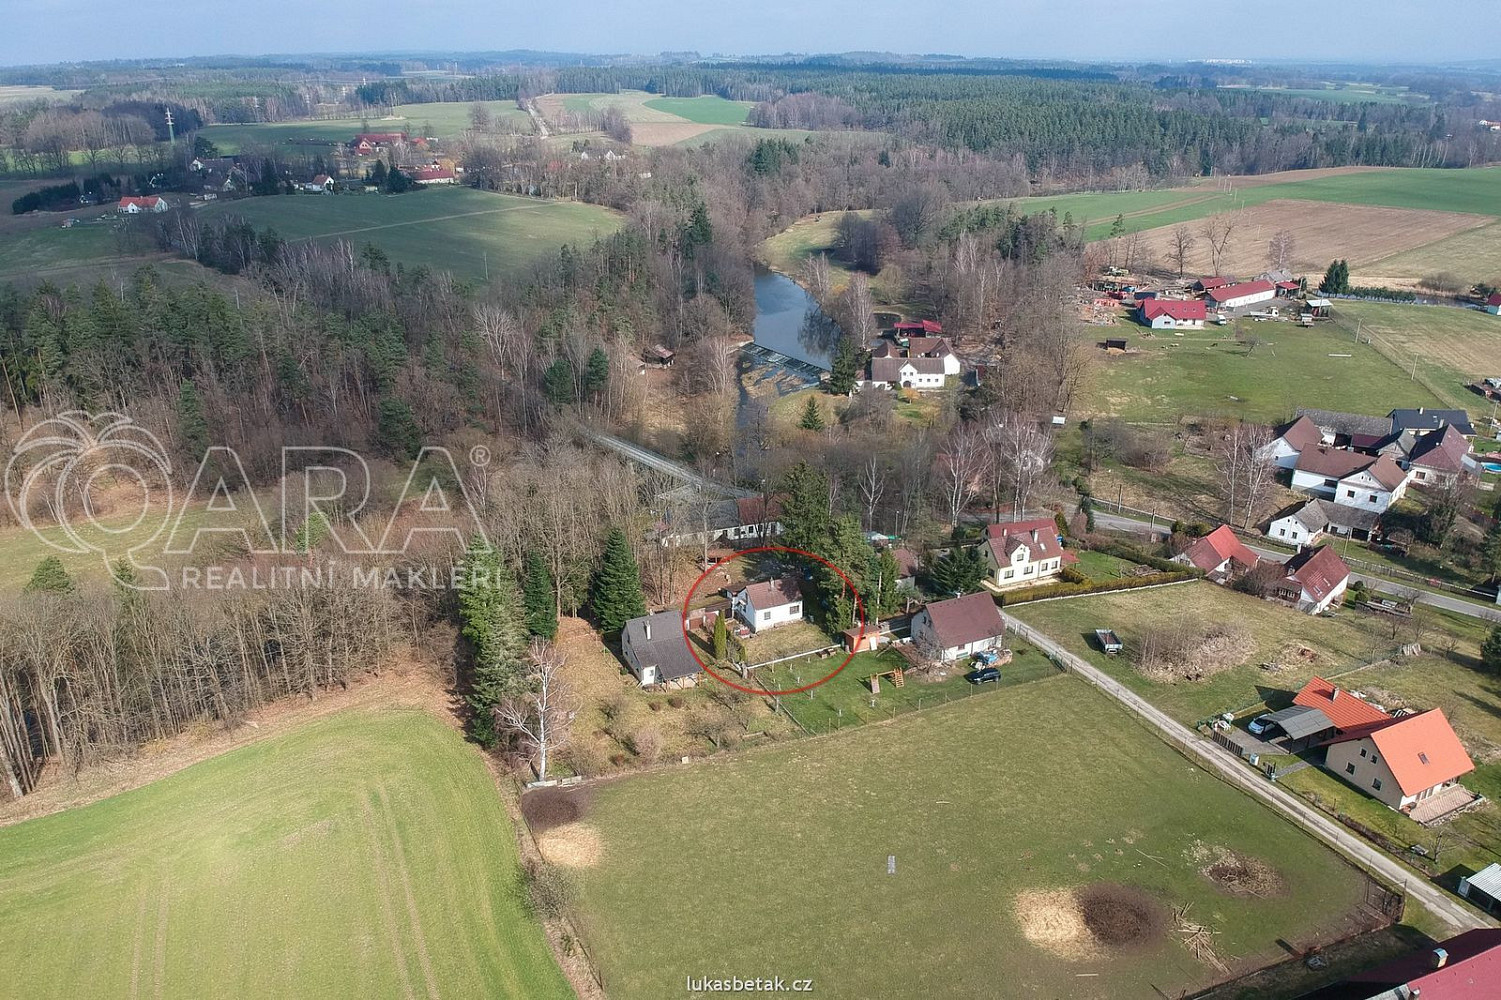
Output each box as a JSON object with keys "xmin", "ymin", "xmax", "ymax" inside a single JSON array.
[
  {"xmin": 118, "ymin": 195, "xmax": 169, "ymax": 214},
  {"xmin": 1265, "ymin": 498, "xmax": 1380, "ymax": 546},
  {"xmin": 892, "ymin": 319, "xmax": 943, "ymax": 336},
  {"xmin": 1261, "ymin": 415, "xmax": 1322, "ymax": 468},
  {"xmin": 1205, "ymin": 279, "xmax": 1277, "ymax": 311},
  {"xmin": 1138, "ymin": 299, "xmax": 1206, "ymax": 330},
  {"xmin": 620, "ymin": 611, "xmax": 701, "ymax": 687},
  {"xmin": 412, "ymin": 166, "xmax": 457, "ymax": 185},
  {"xmin": 1171, "ymin": 525, "xmax": 1259, "ymax": 581},
  {"xmin": 911, "ymin": 591, "xmax": 1006, "ymax": 663},
  {"xmin": 1486, "ymin": 292, "xmax": 1501, "ymax": 315},
  {"xmin": 653, "ymin": 496, "xmax": 783, "ymax": 548},
  {"xmin": 1322, "ymin": 709, "xmax": 1474, "ymax": 815},
  {"xmin": 864, "ymin": 337, "xmax": 961, "ymax": 390},
  {"xmin": 643, "ymin": 344, "xmax": 674, "ymax": 368},
  {"xmin": 300, "ymin": 174, "xmax": 335, "ymax": 193},
  {"xmin": 1389, "ymin": 406, "xmax": 1476, "ymax": 438},
  {"xmin": 1291, "ymin": 448, "xmax": 1409, "ymax": 513},
  {"xmin": 1294, "ymin": 408, "xmax": 1394, "ymax": 449},
  {"xmin": 1194, "ymin": 276, "xmax": 1231, "ymax": 292},
  {"xmin": 1297, "ymin": 928, "xmax": 1501, "ymax": 1000},
  {"xmin": 732, "ymin": 577, "xmax": 804, "ymax": 633},
  {"xmin": 1273, "ymin": 544, "xmax": 1350, "ymax": 614},
  {"xmin": 981, "ymin": 519, "xmax": 1072, "ymax": 591}
]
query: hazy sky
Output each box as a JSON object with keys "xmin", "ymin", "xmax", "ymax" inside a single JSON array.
[{"xmin": 2, "ymin": 0, "xmax": 1492, "ymax": 67}]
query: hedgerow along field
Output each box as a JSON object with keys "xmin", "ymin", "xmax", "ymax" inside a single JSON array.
[
  {"xmin": 565, "ymin": 673, "xmax": 1377, "ymax": 1000},
  {"xmin": 0, "ymin": 709, "xmax": 571, "ymax": 1000},
  {"xmin": 199, "ymin": 186, "xmax": 623, "ymax": 281}
]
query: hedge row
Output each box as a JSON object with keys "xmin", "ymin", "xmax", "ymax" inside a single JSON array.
[
  {"xmin": 998, "ymin": 569, "xmax": 1195, "ymax": 606},
  {"xmin": 1079, "ymin": 538, "xmax": 1192, "ymax": 576}
]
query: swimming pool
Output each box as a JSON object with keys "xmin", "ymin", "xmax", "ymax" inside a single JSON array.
[{"xmin": 1483, "ymin": 462, "xmax": 1501, "ymax": 474}]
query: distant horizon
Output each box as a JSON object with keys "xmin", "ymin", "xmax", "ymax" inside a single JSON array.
[{"xmin": 3, "ymin": 0, "xmax": 1497, "ymax": 71}]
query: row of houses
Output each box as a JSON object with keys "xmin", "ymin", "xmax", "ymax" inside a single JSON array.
[
  {"xmin": 859, "ymin": 321, "xmax": 963, "ymax": 391},
  {"xmin": 1172, "ymin": 524, "xmax": 1352, "ymax": 614}
]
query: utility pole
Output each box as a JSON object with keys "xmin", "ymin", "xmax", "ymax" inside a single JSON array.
[{"xmin": 164, "ymin": 109, "xmax": 175, "ymax": 146}]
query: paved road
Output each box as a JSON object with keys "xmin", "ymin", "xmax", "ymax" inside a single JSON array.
[
  {"xmin": 1093, "ymin": 510, "xmax": 1501, "ymax": 623},
  {"xmin": 1005, "ymin": 613, "xmax": 1495, "ymax": 934},
  {"xmin": 525, "ymin": 100, "xmax": 551, "ymax": 138},
  {"xmin": 583, "ymin": 429, "xmax": 755, "ymax": 498}
]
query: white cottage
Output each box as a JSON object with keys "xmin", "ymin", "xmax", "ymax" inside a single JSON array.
[{"xmin": 732, "ymin": 577, "xmax": 803, "ymax": 633}]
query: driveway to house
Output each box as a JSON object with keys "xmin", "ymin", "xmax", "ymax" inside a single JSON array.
[
  {"xmin": 1003, "ymin": 612, "xmax": 1496, "ymax": 934},
  {"xmin": 1091, "ymin": 510, "xmax": 1501, "ymax": 624}
]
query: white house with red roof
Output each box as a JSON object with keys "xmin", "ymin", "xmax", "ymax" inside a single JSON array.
[
  {"xmin": 864, "ymin": 336, "xmax": 960, "ymax": 390},
  {"xmin": 1274, "ymin": 544, "xmax": 1350, "ymax": 614},
  {"xmin": 1138, "ymin": 299, "xmax": 1206, "ymax": 330},
  {"xmin": 118, "ymin": 195, "xmax": 169, "ymax": 214},
  {"xmin": 732, "ymin": 577, "xmax": 803, "ymax": 633},
  {"xmin": 1171, "ymin": 525, "xmax": 1259, "ymax": 581},
  {"xmin": 413, "ymin": 166, "xmax": 457, "ymax": 185},
  {"xmin": 1205, "ymin": 279, "xmax": 1276, "ymax": 311},
  {"xmin": 1261, "ymin": 414, "xmax": 1322, "ymax": 469},
  {"xmin": 1292, "ymin": 447, "xmax": 1410, "ymax": 513},
  {"xmin": 980, "ymin": 519, "xmax": 1073, "ymax": 591},
  {"xmin": 1486, "ymin": 291, "xmax": 1501, "ymax": 315},
  {"xmin": 1323, "ymin": 708, "xmax": 1475, "ymax": 813},
  {"xmin": 1406, "ymin": 424, "xmax": 1472, "ymax": 485},
  {"xmin": 911, "ymin": 591, "xmax": 1006, "ymax": 662}
]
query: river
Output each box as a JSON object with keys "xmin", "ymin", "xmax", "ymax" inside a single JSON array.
[{"xmin": 751, "ymin": 267, "xmax": 840, "ymax": 371}]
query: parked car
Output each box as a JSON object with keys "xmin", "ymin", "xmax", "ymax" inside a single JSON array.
[
  {"xmin": 966, "ymin": 666, "xmax": 1001, "ymax": 685},
  {"xmin": 1247, "ymin": 715, "xmax": 1275, "ymax": 736}
]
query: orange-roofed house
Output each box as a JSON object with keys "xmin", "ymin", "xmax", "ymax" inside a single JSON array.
[
  {"xmin": 1323, "ymin": 709, "xmax": 1475, "ymax": 814},
  {"xmin": 1170, "ymin": 525, "xmax": 1259, "ymax": 582},
  {"xmin": 1293, "ymin": 676, "xmax": 1392, "ymax": 732}
]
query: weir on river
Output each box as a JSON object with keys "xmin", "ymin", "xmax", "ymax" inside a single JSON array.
[{"xmin": 738, "ymin": 342, "xmax": 826, "ymax": 383}]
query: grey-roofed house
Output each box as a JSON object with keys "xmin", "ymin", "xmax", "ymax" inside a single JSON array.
[
  {"xmin": 1265, "ymin": 498, "xmax": 1380, "ymax": 546},
  {"xmin": 1389, "ymin": 407, "xmax": 1476, "ymax": 438},
  {"xmin": 620, "ymin": 611, "xmax": 702, "ymax": 687}
]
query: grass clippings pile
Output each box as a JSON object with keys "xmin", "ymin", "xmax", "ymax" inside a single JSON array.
[
  {"xmin": 1015, "ymin": 884, "xmax": 1169, "ymax": 960},
  {"xmin": 1137, "ymin": 621, "xmax": 1252, "ymax": 682},
  {"xmin": 537, "ymin": 823, "xmax": 604, "ymax": 869}
]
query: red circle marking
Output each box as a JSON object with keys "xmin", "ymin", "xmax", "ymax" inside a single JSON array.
[{"xmin": 680, "ymin": 545, "xmax": 865, "ymax": 696}]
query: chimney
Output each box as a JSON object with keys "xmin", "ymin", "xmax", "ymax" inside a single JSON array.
[
  {"xmin": 1030, "ymin": 529, "xmax": 1039, "ymax": 543},
  {"xmin": 1430, "ymin": 947, "xmax": 1448, "ymax": 969},
  {"xmin": 1331, "ymin": 688, "xmax": 1338, "ymax": 701},
  {"xmin": 643, "ymin": 620, "xmax": 652, "ymax": 641}
]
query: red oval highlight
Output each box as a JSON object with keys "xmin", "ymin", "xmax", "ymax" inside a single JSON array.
[{"xmin": 679, "ymin": 545, "xmax": 865, "ymax": 696}]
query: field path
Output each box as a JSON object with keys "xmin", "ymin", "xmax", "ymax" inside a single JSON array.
[
  {"xmin": 360, "ymin": 794, "xmax": 420, "ymax": 1000},
  {"xmin": 151, "ymin": 879, "xmax": 170, "ymax": 999},
  {"xmin": 376, "ymin": 784, "xmax": 440, "ymax": 1000},
  {"xmin": 1005, "ymin": 613, "xmax": 1497, "ymax": 934},
  {"xmin": 128, "ymin": 882, "xmax": 149, "ymax": 1000}
]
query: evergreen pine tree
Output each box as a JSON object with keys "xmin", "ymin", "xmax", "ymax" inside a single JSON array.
[
  {"xmin": 778, "ymin": 463, "xmax": 832, "ymax": 556},
  {"xmin": 584, "ymin": 347, "xmax": 610, "ymax": 398},
  {"xmin": 176, "ymin": 380, "xmax": 210, "ymax": 460},
  {"xmin": 522, "ymin": 550, "xmax": 558, "ymax": 639},
  {"xmin": 818, "ymin": 514, "xmax": 875, "ymax": 630},
  {"xmin": 799, "ymin": 396, "xmax": 825, "ymax": 431},
  {"xmin": 542, "ymin": 357, "xmax": 574, "ymax": 406},
  {"xmin": 1109, "ymin": 214, "xmax": 1126, "ymax": 239},
  {"xmin": 927, "ymin": 546, "xmax": 984, "ymax": 596},
  {"xmin": 590, "ymin": 528, "xmax": 646, "ymax": 635},
  {"xmin": 1483, "ymin": 625, "xmax": 1501, "ymax": 675},
  {"xmin": 827, "ymin": 336, "xmax": 862, "ymax": 396},
  {"xmin": 376, "ymin": 397, "xmax": 421, "ymax": 459},
  {"xmin": 24, "ymin": 556, "xmax": 74, "ymax": 595},
  {"xmin": 712, "ymin": 612, "xmax": 728, "ymax": 661},
  {"xmin": 872, "ymin": 547, "xmax": 901, "ymax": 619},
  {"xmin": 457, "ymin": 537, "xmax": 528, "ymax": 746}
]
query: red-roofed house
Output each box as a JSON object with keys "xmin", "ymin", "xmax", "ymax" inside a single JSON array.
[
  {"xmin": 1171, "ymin": 525, "xmax": 1259, "ymax": 581},
  {"xmin": 1293, "ymin": 676, "xmax": 1391, "ymax": 731},
  {"xmin": 412, "ymin": 166, "xmax": 457, "ymax": 185},
  {"xmin": 981, "ymin": 519, "xmax": 1073, "ymax": 591},
  {"xmin": 732, "ymin": 577, "xmax": 803, "ymax": 632},
  {"xmin": 1292, "ymin": 447, "xmax": 1410, "ymax": 512},
  {"xmin": 118, "ymin": 195, "xmax": 169, "ymax": 214},
  {"xmin": 1323, "ymin": 709, "xmax": 1475, "ymax": 813},
  {"xmin": 1406, "ymin": 424, "xmax": 1471, "ymax": 485},
  {"xmin": 893, "ymin": 319, "xmax": 943, "ymax": 335},
  {"xmin": 1195, "ymin": 276, "xmax": 1231, "ymax": 292},
  {"xmin": 1206, "ymin": 279, "xmax": 1277, "ymax": 310},
  {"xmin": 1298, "ymin": 928, "xmax": 1501, "ymax": 1000},
  {"xmin": 911, "ymin": 591, "xmax": 1006, "ymax": 662},
  {"xmin": 1139, "ymin": 299, "xmax": 1206, "ymax": 330},
  {"xmin": 1486, "ymin": 292, "xmax": 1501, "ymax": 315},
  {"xmin": 1274, "ymin": 544, "xmax": 1349, "ymax": 613}
]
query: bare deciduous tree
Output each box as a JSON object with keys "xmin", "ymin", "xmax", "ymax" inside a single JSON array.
[
  {"xmin": 937, "ymin": 424, "xmax": 988, "ymax": 527},
  {"xmin": 494, "ymin": 638, "xmax": 578, "ymax": 782},
  {"xmin": 1199, "ymin": 215, "xmax": 1237, "ymax": 276},
  {"xmin": 1266, "ymin": 229, "xmax": 1296, "ymax": 272},
  {"xmin": 1168, "ymin": 225, "xmax": 1196, "ymax": 280},
  {"xmin": 1215, "ymin": 422, "xmax": 1276, "ymax": 527}
]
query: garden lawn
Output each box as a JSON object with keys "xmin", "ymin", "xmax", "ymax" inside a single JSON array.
[
  {"xmin": 572, "ymin": 673, "xmax": 1375, "ymax": 1000},
  {"xmin": 0, "ymin": 709, "xmax": 570, "ymax": 1000},
  {"xmin": 199, "ymin": 187, "xmax": 622, "ymax": 281},
  {"xmin": 1009, "ymin": 581, "xmax": 1402, "ymax": 724},
  {"xmin": 755, "ymin": 640, "xmax": 1058, "ymax": 732}
]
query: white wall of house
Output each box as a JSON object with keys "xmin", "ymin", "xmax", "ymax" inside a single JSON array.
[
  {"xmin": 898, "ymin": 364, "xmax": 945, "ymax": 389},
  {"xmin": 1291, "ymin": 468, "xmax": 1341, "ymax": 497},
  {"xmin": 1147, "ymin": 314, "xmax": 1204, "ymax": 330},
  {"xmin": 1261, "ymin": 438, "xmax": 1302, "ymax": 469},
  {"xmin": 1218, "ymin": 287, "xmax": 1276, "ymax": 310},
  {"xmin": 1266, "ymin": 514, "xmax": 1318, "ymax": 546},
  {"xmin": 1333, "ymin": 469, "xmax": 1406, "ymax": 512},
  {"xmin": 1324, "ymin": 738, "xmax": 1408, "ymax": 809},
  {"xmin": 1295, "ymin": 575, "xmax": 1347, "ymax": 615},
  {"xmin": 739, "ymin": 594, "xmax": 803, "ymax": 633},
  {"xmin": 911, "ymin": 612, "xmax": 1003, "ymax": 662},
  {"xmin": 983, "ymin": 542, "xmax": 1061, "ymax": 591}
]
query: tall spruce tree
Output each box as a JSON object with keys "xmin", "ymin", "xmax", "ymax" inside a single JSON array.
[
  {"xmin": 457, "ymin": 537, "xmax": 528, "ymax": 746},
  {"xmin": 799, "ymin": 396, "xmax": 825, "ymax": 431},
  {"xmin": 827, "ymin": 336, "xmax": 862, "ymax": 396},
  {"xmin": 1483, "ymin": 625, "xmax": 1501, "ymax": 675},
  {"xmin": 522, "ymin": 550, "xmax": 558, "ymax": 639},
  {"xmin": 590, "ymin": 528, "xmax": 646, "ymax": 635},
  {"xmin": 778, "ymin": 462, "xmax": 832, "ymax": 556},
  {"xmin": 712, "ymin": 613, "xmax": 729, "ymax": 661},
  {"xmin": 24, "ymin": 556, "xmax": 74, "ymax": 595}
]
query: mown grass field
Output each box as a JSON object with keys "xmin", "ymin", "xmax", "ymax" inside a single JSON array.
[
  {"xmin": 1081, "ymin": 314, "xmax": 1447, "ymax": 423},
  {"xmin": 1324, "ymin": 300, "xmax": 1501, "ymax": 407},
  {"xmin": 0, "ymin": 709, "xmax": 570, "ymax": 999},
  {"xmin": 200, "ymin": 187, "xmax": 622, "ymax": 281},
  {"xmin": 572, "ymin": 672, "xmax": 1375, "ymax": 1000},
  {"xmin": 642, "ymin": 95, "xmax": 752, "ymax": 124},
  {"xmin": 0, "ymin": 221, "xmax": 139, "ymax": 279}
]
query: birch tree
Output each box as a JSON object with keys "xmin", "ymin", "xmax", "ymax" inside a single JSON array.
[{"xmin": 494, "ymin": 639, "xmax": 577, "ymax": 782}]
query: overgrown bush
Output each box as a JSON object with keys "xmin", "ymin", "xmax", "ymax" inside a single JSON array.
[{"xmin": 522, "ymin": 859, "xmax": 578, "ymax": 919}]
